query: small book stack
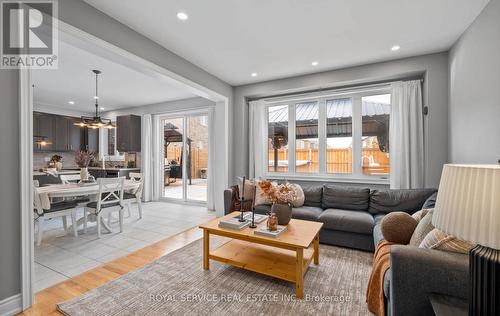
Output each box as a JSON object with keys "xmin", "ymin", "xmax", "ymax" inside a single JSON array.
[
  {"xmin": 242, "ymin": 213, "xmax": 267, "ymax": 224},
  {"xmin": 218, "ymin": 216, "xmax": 250, "ymax": 230},
  {"xmin": 254, "ymin": 225, "xmax": 287, "ymax": 238}
]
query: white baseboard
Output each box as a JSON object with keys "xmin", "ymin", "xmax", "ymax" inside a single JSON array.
[{"xmin": 0, "ymin": 294, "xmax": 22, "ymax": 316}]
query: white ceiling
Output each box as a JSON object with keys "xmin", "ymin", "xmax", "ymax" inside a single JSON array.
[
  {"xmin": 84, "ymin": 0, "xmax": 489, "ymax": 86},
  {"xmin": 32, "ymin": 39, "xmax": 195, "ymax": 113}
]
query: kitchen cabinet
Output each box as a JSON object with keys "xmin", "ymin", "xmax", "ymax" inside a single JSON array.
[
  {"xmin": 69, "ymin": 118, "xmax": 82, "ymax": 151},
  {"xmin": 54, "ymin": 116, "xmax": 70, "ymax": 151},
  {"xmin": 117, "ymin": 115, "xmax": 141, "ymax": 152},
  {"xmin": 33, "ymin": 112, "xmax": 95, "ymax": 153},
  {"xmin": 34, "ymin": 112, "xmax": 55, "ymax": 152},
  {"xmin": 88, "ymin": 168, "xmax": 140, "ymax": 179},
  {"xmin": 55, "ymin": 116, "xmax": 83, "ymax": 151}
]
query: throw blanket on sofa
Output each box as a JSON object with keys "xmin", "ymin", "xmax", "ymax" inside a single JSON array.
[{"xmin": 366, "ymin": 240, "xmax": 394, "ymax": 316}]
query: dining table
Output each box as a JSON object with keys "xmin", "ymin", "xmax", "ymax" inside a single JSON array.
[{"xmin": 34, "ymin": 179, "xmax": 141, "ymax": 234}]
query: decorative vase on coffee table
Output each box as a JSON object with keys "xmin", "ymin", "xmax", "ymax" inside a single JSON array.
[{"xmin": 271, "ymin": 203, "xmax": 292, "ymax": 225}]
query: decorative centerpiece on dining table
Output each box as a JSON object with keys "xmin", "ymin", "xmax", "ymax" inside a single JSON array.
[
  {"xmin": 260, "ymin": 181, "xmax": 297, "ymax": 225},
  {"xmin": 75, "ymin": 150, "xmax": 95, "ymax": 181},
  {"xmin": 49, "ymin": 154, "xmax": 63, "ymax": 171}
]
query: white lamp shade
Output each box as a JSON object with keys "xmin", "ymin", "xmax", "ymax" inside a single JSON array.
[{"xmin": 432, "ymin": 164, "xmax": 500, "ymax": 249}]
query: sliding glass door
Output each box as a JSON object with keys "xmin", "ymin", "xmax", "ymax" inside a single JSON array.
[{"xmin": 161, "ymin": 113, "xmax": 208, "ymax": 203}]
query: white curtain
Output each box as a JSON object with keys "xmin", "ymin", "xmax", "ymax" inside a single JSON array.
[
  {"xmin": 248, "ymin": 100, "xmax": 266, "ymax": 179},
  {"xmin": 207, "ymin": 108, "xmax": 216, "ymax": 210},
  {"xmin": 389, "ymin": 80, "xmax": 425, "ymax": 189},
  {"xmin": 141, "ymin": 114, "xmax": 154, "ymax": 201}
]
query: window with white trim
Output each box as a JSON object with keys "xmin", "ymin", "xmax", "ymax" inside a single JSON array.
[{"xmin": 264, "ymin": 87, "xmax": 391, "ymax": 182}]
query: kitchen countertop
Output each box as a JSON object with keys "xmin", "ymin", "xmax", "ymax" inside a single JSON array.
[
  {"xmin": 87, "ymin": 167, "xmax": 141, "ymax": 171},
  {"xmin": 33, "ymin": 170, "xmax": 81, "ymax": 176}
]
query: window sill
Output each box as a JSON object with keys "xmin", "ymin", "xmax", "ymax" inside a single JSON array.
[{"xmin": 263, "ymin": 173, "xmax": 390, "ymax": 185}]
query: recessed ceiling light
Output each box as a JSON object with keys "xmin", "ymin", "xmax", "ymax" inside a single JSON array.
[
  {"xmin": 100, "ymin": 107, "xmax": 105, "ymax": 110},
  {"xmin": 311, "ymin": 61, "xmax": 319, "ymax": 66},
  {"xmin": 177, "ymin": 12, "xmax": 188, "ymax": 21},
  {"xmin": 391, "ymin": 45, "xmax": 401, "ymax": 51},
  {"xmin": 94, "ymin": 96, "xmax": 99, "ymax": 99},
  {"xmin": 251, "ymin": 72, "xmax": 258, "ymax": 77},
  {"xmin": 68, "ymin": 100, "xmax": 75, "ymax": 105}
]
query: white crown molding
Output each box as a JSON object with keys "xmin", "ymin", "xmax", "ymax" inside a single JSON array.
[{"xmin": 0, "ymin": 294, "xmax": 22, "ymax": 316}]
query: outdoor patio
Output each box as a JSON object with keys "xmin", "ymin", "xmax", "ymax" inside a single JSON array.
[{"xmin": 164, "ymin": 178, "xmax": 207, "ymax": 201}]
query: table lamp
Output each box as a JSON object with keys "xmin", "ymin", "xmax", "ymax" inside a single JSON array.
[{"xmin": 432, "ymin": 164, "xmax": 500, "ymax": 315}]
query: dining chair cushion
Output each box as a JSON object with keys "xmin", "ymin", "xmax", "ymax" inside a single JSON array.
[
  {"xmin": 86, "ymin": 200, "xmax": 121, "ymax": 209},
  {"xmin": 123, "ymin": 192, "xmax": 137, "ymax": 200},
  {"xmin": 73, "ymin": 197, "xmax": 91, "ymax": 204},
  {"xmin": 44, "ymin": 200, "xmax": 78, "ymax": 213}
]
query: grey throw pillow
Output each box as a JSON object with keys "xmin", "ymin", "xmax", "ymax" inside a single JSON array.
[{"xmin": 409, "ymin": 209, "xmax": 434, "ymax": 246}]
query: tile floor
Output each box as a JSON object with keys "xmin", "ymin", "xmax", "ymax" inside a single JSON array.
[{"xmin": 34, "ymin": 201, "xmax": 215, "ymax": 292}]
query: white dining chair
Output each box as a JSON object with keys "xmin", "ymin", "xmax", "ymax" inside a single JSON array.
[
  {"xmin": 84, "ymin": 177, "xmax": 125, "ymax": 238},
  {"xmin": 33, "ymin": 180, "xmax": 78, "ymax": 246},
  {"xmin": 123, "ymin": 172, "xmax": 143, "ymax": 219},
  {"xmin": 59, "ymin": 174, "xmax": 91, "ymax": 206},
  {"xmin": 59, "ymin": 174, "xmax": 81, "ymax": 184}
]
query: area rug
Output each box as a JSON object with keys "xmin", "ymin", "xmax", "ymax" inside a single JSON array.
[{"xmin": 58, "ymin": 237, "xmax": 373, "ymax": 316}]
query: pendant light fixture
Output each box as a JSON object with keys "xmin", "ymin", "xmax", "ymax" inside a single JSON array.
[{"xmin": 75, "ymin": 70, "xmax": 115, "ymax": 129}]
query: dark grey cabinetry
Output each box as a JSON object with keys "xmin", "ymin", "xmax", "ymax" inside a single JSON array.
[
  {"xmin": 33, "ymin": 112, "xmax": 96, "ymax": 153},
  {"xmin": 117, "ymin": 115, "xmax": 141, "ymax": 152},
  {"xmin": 69, "ymin": 118, "xmax": 82, "ymax": 151},
  {"xmin": 54, "ymin": 116, "xmax": 70, "ymax": 151},
  {"xmin": 34, "ymin": 112, "xmax": 55, "ymax": 152},
  {"xmin": 89, "ymin": 168, "xmax": 139, "ymax": 179}
]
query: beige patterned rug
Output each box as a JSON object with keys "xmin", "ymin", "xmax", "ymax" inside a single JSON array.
[{"xmin": 58, "ymin": 237, "xmax": 374, "ymax": 316}]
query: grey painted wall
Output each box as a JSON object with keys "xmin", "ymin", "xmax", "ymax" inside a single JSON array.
[
  {"xmin": 0, "ymin": 70, "xmax": 21, "ymax": 300},
  {"xmin": 448, "ymin": 0, "xmax": 500, "ymax": 163},
  {"xmin": 232, "ymin": 53, "xmax": 449, "ymax": 188},
  {"xmin": 0, "ymin": 0, "xmax": 234, "ymax": 303}
]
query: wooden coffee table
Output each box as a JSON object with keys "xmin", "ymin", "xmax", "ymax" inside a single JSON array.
[{"xmin": 199, "ymin": 212, "xmax": 323, "ymax": 298}]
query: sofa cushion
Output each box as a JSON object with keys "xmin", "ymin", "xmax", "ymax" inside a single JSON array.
[
  {"xmin": 368, "ymin": 189, "xmax": 437, "ymax": 214},
  {"xmin": 322, "ymin": 185, "xmax": 370, "ymax": 211},
  {"xmin": 422, "ymin": 192, "xmax": 438, "ymax": 209},
  {"xmin": 302, "ymin": 185, "xmax": 323, "ymax": 207},
  {"xmin": 292, "ymin": 206, "xmax": 323, "ymax": 221},
  {"xmin": 383, "ymin": 270, "xmax": 391, "ymax": 299},
  {"xmin": 322, "ymin": 185, "xmax": 371, "ymax": 211},
  {"xmin": 380, "ymin": 212, "xmax": 418, "ymax": 244},
  {"xmin": 254, "ymin": 204, "xmax": 271, "ymax": 215},
  {"xmin": 373, "ymin": 214, "xmax": 385, "ymax": 245},
  {"xmin": 318, "ymin": 209, "xmax": 374, "ymax": 235}
]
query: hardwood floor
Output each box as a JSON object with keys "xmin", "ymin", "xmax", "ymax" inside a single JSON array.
[{"xmin": 19, "ymin": 227, "xmax": 203, "ymax": 316}]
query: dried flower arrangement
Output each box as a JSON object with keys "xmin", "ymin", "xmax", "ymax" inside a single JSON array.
[
  {"xmin": 258, "ymin": 180, "xmax": 297, "ymax": 205},
  {"xmin": 50, "ymin": 154, "xmax": 62, "ymax": 163},
  {"xmin": 74, "ymin": 150, "xmax": 95, "ymax": 168}
]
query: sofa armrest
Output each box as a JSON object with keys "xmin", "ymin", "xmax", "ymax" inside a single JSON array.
[
  {"xmin": 390, "ymin": 245, "xmax": 469, "ymax": 316},
  {"xmin": 223, "ymin": 189, "xmax": 234, "ymax": 215}
]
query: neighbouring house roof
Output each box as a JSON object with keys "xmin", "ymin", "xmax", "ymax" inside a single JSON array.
[
  {"xmin": 164, "ymin": 123, "xmax": 191, "ymax": 143},
  {"xmin": 268, "ymin": 98, "xmax": 390, "ymax": 123},
  {"xmin": 268, "ymin": 98, "xmax": 390, "ymax": 152}
]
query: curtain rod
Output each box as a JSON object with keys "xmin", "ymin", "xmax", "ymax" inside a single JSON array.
[{"xmin": 248, "ymin": 75, "xmax": 424, "ymax": 103}]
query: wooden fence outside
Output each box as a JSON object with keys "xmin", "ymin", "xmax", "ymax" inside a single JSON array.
[
  {"xmin": 165, "ymin": 146, "xmax": 208, "ymax": 178},
  {"xmin": 269, "ymin": 148, "xmax": 389, "ymax": 174},
  {"xmin": 165, "ymin": 146, "xmax": 388, "ymax": 178}
]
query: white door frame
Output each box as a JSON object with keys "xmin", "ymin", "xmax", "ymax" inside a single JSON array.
[
  {"xmin": 19, "ymin": 20, "xmax": 230, "ymax": 309},
  {"xmin": 158, "ymin": 109, "xmax": 211, "ymax": 205}
]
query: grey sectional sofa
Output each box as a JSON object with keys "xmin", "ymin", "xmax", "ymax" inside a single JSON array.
[
  {"xmin": 223, "ymin": 184, "xmax": 470, "ymax": 316},
  {"xmin": 225, "ymin": 184, "xmax": 437, "ymax": 251}
]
